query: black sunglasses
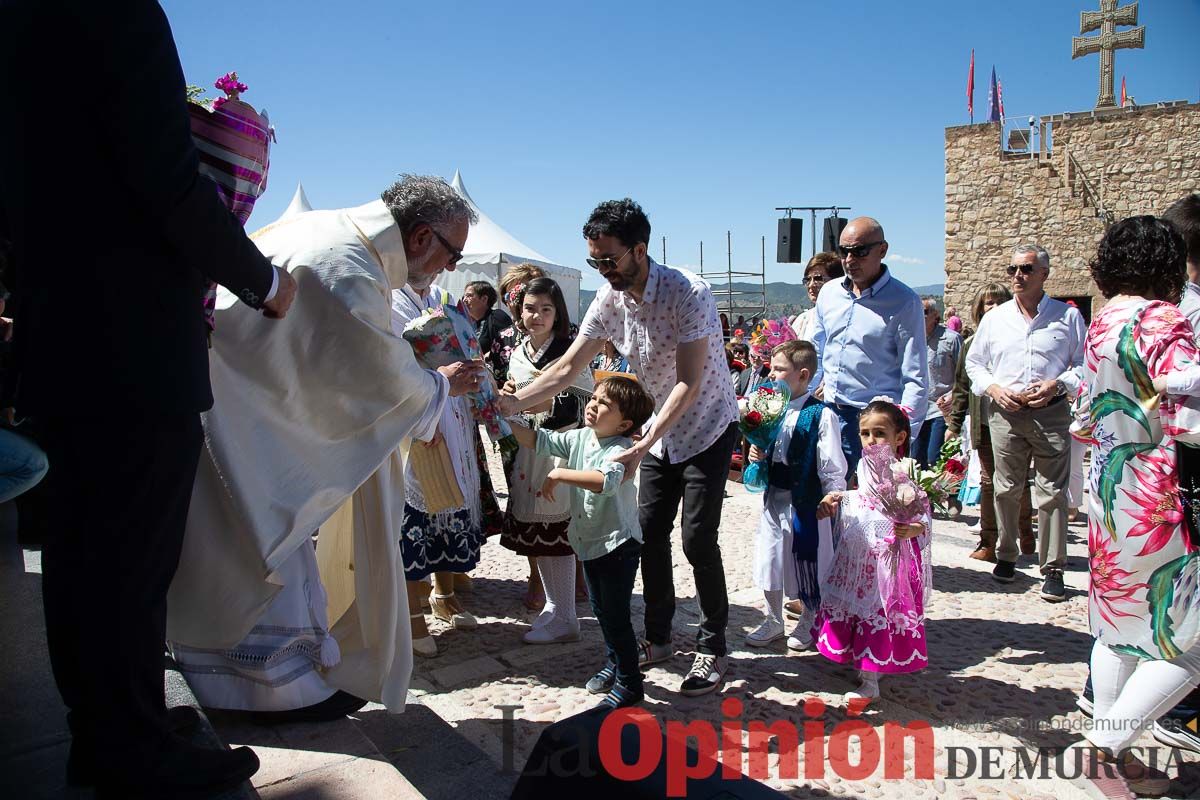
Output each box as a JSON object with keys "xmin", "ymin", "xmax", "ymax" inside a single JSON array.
[
  {"xmin": 837, "ymin": 241, "xmax": 884, "ymax": 258},
  {"xmin": 427, "ymin": 225, "xmax": 463, "ymax": 264},
  {"xmin": 803, "ymin": 274, "xmax": 828, "ymax": 284},
  {"xmin": 586, "ymin": 246, "xmax": 633, "ymax": 272},
  {"xmin": 1006, "ymin": 263, "xmax": 1037, "ymax": 275}
]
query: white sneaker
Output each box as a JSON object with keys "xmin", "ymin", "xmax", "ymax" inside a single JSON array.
[
  {"xmin": 845, "ymin": 671, "xmax": 880, "ymax": 704},
  {"xmin": 745, "ymin": 617, "xmax": 785, "ymax": 647},
  {"xmin": 522, "ymin": 619, "xmax": 580, "ymax": 645},
  {"xmin": 786, "ymin": 618, "xmax": 814, "ymax": 651},
  {"xmin": 966, "ymin": 521, "xmax": 982, "ymax": 532}
]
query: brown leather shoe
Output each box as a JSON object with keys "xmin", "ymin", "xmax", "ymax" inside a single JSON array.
[
  {"xmin": 1019, "ymin": 534, "xmax": 1037, "ymax": 555},
  {"xmin": 969, "ymin": 546, "xmax": 997, "ymax": 562}
]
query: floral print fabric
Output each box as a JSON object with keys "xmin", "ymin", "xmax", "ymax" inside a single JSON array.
[{"xmin": 1074, "ymin": 299, "xmax": 1200, "ymax": 660}]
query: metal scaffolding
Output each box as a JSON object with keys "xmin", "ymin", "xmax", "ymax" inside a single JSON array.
[{"xmin": 697, "ymin": 232, "xmax": 767, "ymax": 331}]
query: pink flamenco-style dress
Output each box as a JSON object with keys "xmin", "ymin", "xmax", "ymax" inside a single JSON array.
[{"xmin": 814, "ymin": 458, "xmax": 933, "ymax": 675}]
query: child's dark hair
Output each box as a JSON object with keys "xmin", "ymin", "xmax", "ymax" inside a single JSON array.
[
  {"xmin": 515, "ymin": 277, "xmax": 570, "ymax": 338},
  {"xmin": 772, "ymin": 339, "xmax": 817, "ymax": 374},
  {"xmin": 861, "ymin": 399, "xmax": 911, "ymax": 456},
  {"xmin": 596, "ymin": 376, "xmax": 655, "ymax": 431}
]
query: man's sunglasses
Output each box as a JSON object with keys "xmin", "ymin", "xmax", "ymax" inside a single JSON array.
[
  {"xmin": 586, "ymin": 246, "xmax": 633, "ymax": 272},
  {"xmin": 1006, "ymin": 263, "xmax": 1038, "ymax": 275},
  {"xmin": 428, "ymin": 226, "xmax": 463, "ymax": 264},
  {"xmin": 836, "ymin": 241, "xmax": 884, "ymax": 258}
]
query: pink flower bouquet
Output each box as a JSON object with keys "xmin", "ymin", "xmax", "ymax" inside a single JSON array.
[
  {"xmin": 748, "ymin": 317, "xmax": 798, "ymax": 360},
  {"xmin": 402, "ymin": 303, "xmax": 518, "ymax": 457},
  {"xmin": 860, "ymin": 442, "xmax": 931, "ymax": 620}
]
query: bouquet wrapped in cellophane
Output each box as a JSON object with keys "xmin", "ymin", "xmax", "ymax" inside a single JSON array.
[
  {"xmin": 187, "ymin": 72, "xmax": 274, "ymax": 333},
  {"xmin": 737, "ymin": 380, "xmax": 792, "ymax": 493},
  {"xmin": 859, "ymin": 442, "xmax": 933, "ymax": 622},
  {"xmin": 402, "ymin": 302, "xmax": 518, "ymax": 459},
  {"xmin": 748, "ymin": 317, "xmax": 798, "ymax": 360}
]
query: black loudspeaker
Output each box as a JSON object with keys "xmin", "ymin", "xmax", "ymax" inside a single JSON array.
[
  {"xmin": 822, "ymin": 216, "xmax": 848, "ymax": 254},
  {"xmin": 510, "ymin": 707, "xmax": 788, "ymax": 799},
  {"xmin": 777, "ymin": 218, "xmax": 804, "ymax": 263}
]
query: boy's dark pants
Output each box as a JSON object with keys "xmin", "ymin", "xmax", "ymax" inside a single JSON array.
[{"xmin": 582, "ymin": 538, "xmax": 643, "ymax": 691}]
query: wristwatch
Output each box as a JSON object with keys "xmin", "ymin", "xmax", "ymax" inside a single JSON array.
[{"xmin": 1054, "ymin": 379, "xmax": 1068, "ymax": 398}]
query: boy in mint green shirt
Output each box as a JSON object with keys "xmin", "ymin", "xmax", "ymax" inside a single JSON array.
[{"xmin": 510, "ymin": 376, "xmax": 655, "ymax": 708}]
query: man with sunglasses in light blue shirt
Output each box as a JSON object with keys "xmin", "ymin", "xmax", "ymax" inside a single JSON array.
[{"xmin": 810, "ymin": 217, "xmax": 930, "ymax": 474}]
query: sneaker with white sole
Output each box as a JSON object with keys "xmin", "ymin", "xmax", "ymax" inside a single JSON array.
[
  {"xmin": 786, "ymin": 619, "xmax": 814, "ymax": 651},
  {"xmin": 679, "ymin": 654, "xmax": 726, "ymax": 696},
  {"xmin": 522, "ymin": 621, "xmax": 580, "ymax": 645},
  {"xmin": 845, "ymin": 671, "xmax": 880, "ymax": 704},
  {"xmin": 745, "ymin": 617, "xmax": 784, "ymax": 647},
  {"xmin": 637, "ymin": 639, "xmax": 672, "ymax": 668},
  {"xmin": 1153, "ymin": 717, "xmax": 1200, "ymax": 755},
  {"xmin": 585, "ymin": 663, "xmax": 617, "ymax": 695}
]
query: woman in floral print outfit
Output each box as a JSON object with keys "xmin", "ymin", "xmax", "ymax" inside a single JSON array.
[{"xmin": 1072, "ymin": 216, "xmax": 1200, "ymax": 797}]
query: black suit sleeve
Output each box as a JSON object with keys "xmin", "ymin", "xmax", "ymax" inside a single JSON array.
[{"xmin": 65, "ymin": 0, "xmax": 274, "ymax": 307}]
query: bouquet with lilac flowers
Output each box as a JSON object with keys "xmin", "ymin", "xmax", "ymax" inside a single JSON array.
[{"xmin": 859, "ymin": 442, "xmax": 932, "ymax": 620}]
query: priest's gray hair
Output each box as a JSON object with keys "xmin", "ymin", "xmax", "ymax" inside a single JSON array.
[
  {"xmin": 1013, "ymin": 243, "xmax": 1051, "ymax": 271},
  {"xmin": 381, "ymin": 174, "xmax": 477, "ymax": 236}
]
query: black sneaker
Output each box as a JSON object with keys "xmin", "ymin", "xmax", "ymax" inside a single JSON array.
[
  {"xmin": 585, "ymin": 663, "xmax": 616, "ymax": 695},
  {"xmin": 1040, "ymin": 568, "xmax": 1067, "ymax": 602},
  {"xmin": 595, "ymin": 682, "xmax": 644, "ymax": 710},
  {"xmin": 992, "ymin": 560, "xmax": 1016, "ymax": 583},
  {"xmin": 1154, "ymin": 717, "xmax": 1200, "ymax": 755},
  {"xmin": 679, "ymin": 654, "xmax": 726, "ymax": 697}
]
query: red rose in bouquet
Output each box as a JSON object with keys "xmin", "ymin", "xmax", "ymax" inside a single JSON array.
[{"xmin": 745, "ymin": 410, "xmax": 763, "ymax": 427}]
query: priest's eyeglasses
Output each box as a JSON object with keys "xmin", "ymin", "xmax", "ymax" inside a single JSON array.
[
  {"xmin": 586, "ymin": 247, "xmax": 633, "ymax": 272},
  {"xmin": 428, "ymin": 226, "xmax": 463, "ymax": 265},
  {"xmin": 1006, "ymin": 263, "xmax": 1037, "ymax": 275},
  {"xmin": 836, "ymin": 241, "xmax": 884, "ymax": 259}
]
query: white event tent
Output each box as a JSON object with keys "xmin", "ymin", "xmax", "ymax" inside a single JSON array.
[
  {"xmin": 440, "ymin": 170, "xmax": 583, "ymax": 322},
  {"xmin": 267, "ymin": 175, "xmax": 583, "ymax": 321}
]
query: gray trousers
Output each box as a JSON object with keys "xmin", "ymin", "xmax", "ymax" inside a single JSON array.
[{"xmin": 987, "ymin": 401, "xmax": 1071, "ymax": 572}]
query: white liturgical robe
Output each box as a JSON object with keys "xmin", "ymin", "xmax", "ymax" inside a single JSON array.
[{"xmin": 167, "ymin": 199, "xmax": 448, "ymax": 712}]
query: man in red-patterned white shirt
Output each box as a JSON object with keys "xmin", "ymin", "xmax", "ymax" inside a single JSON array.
[{"xmin": 499, "ymin": 199, "xmax": 738, "ymax": 697}]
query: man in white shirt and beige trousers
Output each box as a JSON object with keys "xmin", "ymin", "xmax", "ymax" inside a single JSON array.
[{"xmin": 965, "ymin": 244, "xmax": 1086, "ymax": 603}]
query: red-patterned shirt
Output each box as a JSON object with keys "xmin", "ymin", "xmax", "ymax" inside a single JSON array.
[{"xmin": 580, "ymin": 259, "xmax": 738, "ymax": 462}]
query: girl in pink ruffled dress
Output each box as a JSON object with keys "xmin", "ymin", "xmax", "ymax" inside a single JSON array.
[{"xmin": 813, "ymin": 399, "xmax": 933, "ymax": 705}]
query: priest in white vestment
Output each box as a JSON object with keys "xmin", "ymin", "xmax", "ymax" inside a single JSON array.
[{"xmin": 167, "ymin": 175, "xmax": 481, "ymax": 716}]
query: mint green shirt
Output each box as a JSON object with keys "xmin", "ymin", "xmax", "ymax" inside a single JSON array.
[{"xmin": 535, "ymin": 428, "xmax": 642, "ymax": 561}]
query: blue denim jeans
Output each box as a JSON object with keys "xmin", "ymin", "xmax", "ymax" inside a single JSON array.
[
  {"xmin": 827, "ymin": 403, "xmax": 863, "ymax": 478},
  {"xmin": 582, "ymin": 538, "xmax": 643, "ymax": 691},
  {"xmin": 913, "ymin": 416, "xmax": 948, "ymax": 469},
  {"xmin": 0, "ymin": 427, "xmax": 49, "ymax": 503}
]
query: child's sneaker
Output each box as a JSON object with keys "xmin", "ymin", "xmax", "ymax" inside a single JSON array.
[
  {"xmin": 786, "ymin": 619, "xmax": 814, "ymax": 651},
  {"xmin": 585, "ymin": 663, "xmax": 617, "ymax": 695},
  {"xmin": 845, "ymin": 671, "xmax": 880, "ymax": 704},
  {"xmin": 595, "ymin": 682, "xmax": 644, "ymax": 710},
  {"xmin": 745, "ymin": 617, "xmax": 784, "ymax": 647}
]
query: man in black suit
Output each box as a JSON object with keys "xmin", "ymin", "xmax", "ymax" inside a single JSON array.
[{"xmin": 0, "ymin": 1, "xmax": 297, "ymax": 795}]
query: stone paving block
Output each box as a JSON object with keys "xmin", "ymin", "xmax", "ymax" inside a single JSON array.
[
  {"xmin": 256, "ymin": 756, "xmax": 422, "ymax": 800},
  {"xmin": 498, "ymin": 639, "xmax": 591, "ymax": 669},
  {"xmin": 429, "ymin": 655, "xmax": 507, "ymax": 689}
]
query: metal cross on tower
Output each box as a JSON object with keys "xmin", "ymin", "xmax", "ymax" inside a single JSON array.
[{"xmin": 1071, "ymin": 0, "xmax": 1145, "ymax": 109}]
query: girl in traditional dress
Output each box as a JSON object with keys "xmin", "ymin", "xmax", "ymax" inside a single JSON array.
[
  {"xmin": 814, "ymin": 398, "xmax": 932, "ymax": 705},
  {"xmin": 392, "ymin": 284, "xmax": 503, "ymax": 659},
  {"xmin": 500, "ymin": 278, "xmax": 595, "ymax": 643}
]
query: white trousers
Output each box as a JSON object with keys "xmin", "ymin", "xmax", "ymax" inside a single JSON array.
[
  {"xmin": 754, "ymin": 488, "xmax": 834, "ymax": 595},
  {"xmin": 1067, "ymin": 438, "xmax": 1087, "ymax": 509},
  {"xmin": 1086, "ymin": 639, "xmax": 1200, "ymax": 752}
]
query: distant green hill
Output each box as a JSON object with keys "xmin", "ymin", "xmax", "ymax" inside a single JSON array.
[{"xmin": 578, "ymin": 280, "xmax": 944, "ymax": 320}]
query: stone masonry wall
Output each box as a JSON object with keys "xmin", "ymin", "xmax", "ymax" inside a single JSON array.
[{"xmin": 944, "ymin": 103, "xmax": 1200, "ymax": 319}]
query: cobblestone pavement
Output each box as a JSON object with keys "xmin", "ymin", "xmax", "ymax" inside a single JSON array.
[{"xmin": 404, "ymin": 445, "xmax": 1200, "ymax": 799}]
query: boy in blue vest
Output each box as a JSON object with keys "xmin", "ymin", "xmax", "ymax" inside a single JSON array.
[{"xmin": 746, "ymin": 340, "xmax": 847, "ymax": 650}]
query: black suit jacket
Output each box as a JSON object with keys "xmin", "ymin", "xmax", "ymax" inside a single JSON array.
[{"xmin": 0, "ymin": 0, "xmax": 275, "ymax": 416}]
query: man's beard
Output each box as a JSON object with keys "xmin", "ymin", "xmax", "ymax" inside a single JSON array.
[{"xmin": 406, "ymin": 251, "xmax": 443, "ymax": 293}]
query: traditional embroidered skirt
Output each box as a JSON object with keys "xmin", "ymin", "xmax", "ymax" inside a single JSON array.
[
  {"xmin": 400, "ymin": 504, "xmax": 484, "ymax": 581},
  {"xmin": 814, "ymin": 610, "xmax": 928, "ymax": 674},
  {"xmin": 498, "ymin": 439, "xmax": 573, "ymax": 557}
]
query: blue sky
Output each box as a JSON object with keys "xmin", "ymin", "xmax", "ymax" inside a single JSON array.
[{"xmin": 164, "ymin": 0, "xmax": 1199, "ymax": 291}]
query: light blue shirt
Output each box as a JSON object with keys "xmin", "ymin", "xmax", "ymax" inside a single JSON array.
[
  {"xmin": 810, "ymin": 266, "xmax": 930, "ymax": 433},
  {"xmin": 1180, "ymin": 281, "xmax": 1200, "ymax": 336},
  {"xmin": 536, "ymin": 428, "xmax": 642, "ymax": 561}
]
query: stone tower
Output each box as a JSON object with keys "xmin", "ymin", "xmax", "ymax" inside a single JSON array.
[{"xmin": 943, "ymin": 101, "xmax": 1200, "ymax": 321}]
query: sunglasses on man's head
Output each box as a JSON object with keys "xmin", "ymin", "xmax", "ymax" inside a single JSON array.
[
  {"xmin": 586, "ymin": 246, "xmax": 633, "ymax": 272},
  {"xmin": 836, "ymin": 241, "xmax": 884, "ymax": 258},
  {"xmin": 1006, "ymin": 263, "xmax": 1038, "ymax": 276}
]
